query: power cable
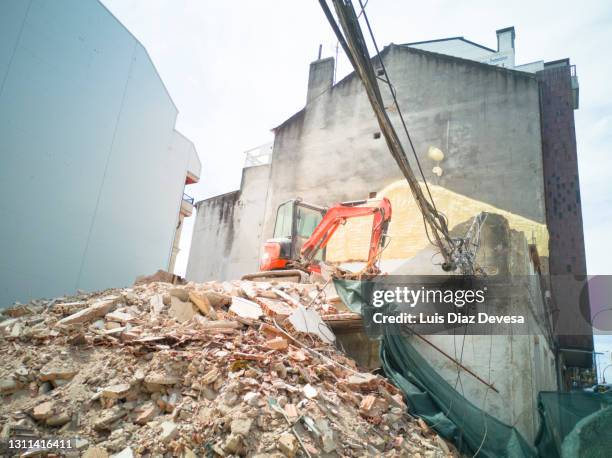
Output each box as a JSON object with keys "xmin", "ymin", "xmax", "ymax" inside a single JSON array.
[
  {"xmin": 319, "ymin": 0, "xmax": 460, "ymax": 271},
  {"xmin": 356, "ymin": 0, "xmax": 439, "ymax": 214}
]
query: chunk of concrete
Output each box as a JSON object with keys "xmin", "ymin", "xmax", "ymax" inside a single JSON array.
[
  {"xmin": 230, "ymin": 418, "xmax": 253, "ymax": 436},
  {"xmin": 39, "ymin": 362, "xmax": 78, "ymax": 382},
  {"xmin": 315, "ymin": 418, "xmax": 337, "ymax": 453},
  {"xmin": 0, "ymin": 377, "xmax": 20, "ymax": 394},
  {"xmin": 204, "ymin": 291, "xmax": 232, "ymax": 307},
  {"xmin": 83, "ymin": 447, "xmax": 110, "ymax": 458},
  {"xmin": 149, "ymin": 294, "xmax": 165, "ymax": 314},
  {"xmin": 224, "ymin": 433, "xmax": 242, "ymax": 453},
  {"xmin": 169, "ymin": 296, "xmax": 198, "ymax": 323},
  {"xmin": 46, "ymin": 411, "xmax": 71, "ymax": 426},
  {"xmin": 288, "ymin": 305, "xmax": 335, "ymax": 344},
  {"xmin": 160, "ymin": 421, "xmax": 178, "ymax": 443},
  {"xmin": 57, "ymin": 297, "xmax": 119, "ymax": 326},
  {"xmin": 111, "ymin": 447, "xmax": 134, "ymax": 458},
  {"xmin": 101, "ymin": 384, "xmax": 132, "ymax": 399},
  {"xmin": 169, "ymin": 288, "xmax": 190, "ymax": 302},
  {"xmin": 144, "ymin": 372, "xmax": 180, "ymax": 386},
  {"xmin": 278, "ymin": 432, "xmax": 298, "ymax": 458},
  {"xmin": 346, "ymin": 372, "xmax": 377, "ymax": 389},
  {"xmin": 105, "ymin": 311, "xmax": 135, "ymax": 324},
  {"xmin": 93, "ymin": 408, "xmax": 126, "ymax": 430},
  {"xmin": 32, "ymin": 401, "xmax": 55, "ymax": 420},
  {"xmin": 229, "ymin": 297, "xmax": 262, "ymax": 320}
]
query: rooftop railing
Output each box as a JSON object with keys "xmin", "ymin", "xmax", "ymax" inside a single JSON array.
[
  {"xmin": 182, "ymin": 192, "xmax": 194, "ymax": 205},
  {"xmin": 244, "ymin": 142, "xmax": 273, "ymax": 167}
]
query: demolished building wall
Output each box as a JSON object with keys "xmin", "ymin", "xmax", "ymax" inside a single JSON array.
[
  {"xmin": 188, "ymin": 44, "xmax": 548, "ymax": 281},
  {"xmin": 329, "ymin": 212, "xmax": 558, "ymax": 443},
  {"xmin": 262, "ymin": 45, "xmax": 547, "ymax": 239},
  {"xmin": 408, "ymin": 214, "xmax": 557, "ymax": 443}
]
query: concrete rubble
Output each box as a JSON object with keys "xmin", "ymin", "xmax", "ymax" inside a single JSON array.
[{"xmin": 0, "ymin": 277, "xmax": 456, "ymax": 457}]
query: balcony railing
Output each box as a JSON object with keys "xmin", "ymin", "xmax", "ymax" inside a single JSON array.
[
  {"xmin": 182, "ymin": 192, "xmax": 194, "ymax": 205},
  {"xmin": 244, "ymin": 142, "xmax": 273, "ymax": 167}
]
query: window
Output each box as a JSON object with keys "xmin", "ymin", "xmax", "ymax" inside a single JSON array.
[
  {"xmin": 296, "ymin": 206, "xmax": 323, "ymax": 239},
  {"xmin": 295, "ymin": 205, "xmax": 324, "ymax": 261},
  {"xmin": 273, "ymin": 201, "xmax": 294, "ymax": 238},
  {"xmin": 373, "ymin": 132, "xmax": 381, "ymax": 139}
]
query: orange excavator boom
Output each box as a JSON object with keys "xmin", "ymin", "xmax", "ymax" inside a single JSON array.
[{"xmin": 300, "ymin": 197, "xmax": 392, "ymax": 268}]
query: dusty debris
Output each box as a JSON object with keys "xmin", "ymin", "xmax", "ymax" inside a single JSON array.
[
  {"xmin": 133, "ymin": 269, "xmax": 185, "ymax": 285},
  {"xmin": 0, "ymin": 278, "xmax": 454, "ymax": 457}
]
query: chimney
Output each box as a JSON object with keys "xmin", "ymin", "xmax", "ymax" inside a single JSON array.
[
  {"xmin": 496, "ymin": 26, "xmax": 515, "ymax": 52},
  {"xmin": 306, "ymin": 57, "xmax": 335, "ymax": 104}
]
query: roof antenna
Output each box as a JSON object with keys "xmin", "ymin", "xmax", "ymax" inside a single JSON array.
[{"xmin": 318, "ymin": 44, "xmax": 322, "ymax": 60}]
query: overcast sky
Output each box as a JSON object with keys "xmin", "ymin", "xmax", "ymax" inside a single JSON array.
[{"xmin": 101, "ymin": 0, "xmax": 612, "ymax": 370}]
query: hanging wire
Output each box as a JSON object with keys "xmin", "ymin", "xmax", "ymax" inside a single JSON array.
[
  {"xmin": 356, "ymin": 0, "xmax": 440, "ymax": 214},
  {"xmin": 319, "ymin": 0, "xmax": 461, "ymax": 271}
]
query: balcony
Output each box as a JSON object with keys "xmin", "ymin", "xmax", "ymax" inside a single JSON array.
[{"xmin": 180, "ymin": 192, "xmax": 195, "ymax": 217}]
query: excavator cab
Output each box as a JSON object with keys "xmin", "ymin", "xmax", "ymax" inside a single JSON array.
[
  {"xmin": 260, "ymin": 199, "xmax": 327, "ymax": 272},
  {"xmin": 242, "ymin": 195, "xmax": 391, "ymax": 282}
]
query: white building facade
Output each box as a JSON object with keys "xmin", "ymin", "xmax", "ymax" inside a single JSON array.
[{"xmin": 0, "ymin": 0, "xmax": 200, "ymax": 306}]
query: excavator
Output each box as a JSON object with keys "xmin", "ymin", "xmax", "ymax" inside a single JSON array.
[{"xmin": 242, "ymin": 196, "xmax": 392, "ymax": 282}]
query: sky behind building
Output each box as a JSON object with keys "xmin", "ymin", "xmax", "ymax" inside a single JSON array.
[{"xmin": 100, "ymin": 0, "xmax": 612, "ymax": 369}]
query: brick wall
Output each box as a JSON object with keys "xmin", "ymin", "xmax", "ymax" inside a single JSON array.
[{"xmin": 537, "ymin": 65, "xmax": 592, "ymax": 355}]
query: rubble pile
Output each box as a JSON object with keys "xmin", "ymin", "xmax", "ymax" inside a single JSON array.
[{"xmin": 1, "ymin": 278, "xmax": 455, "ymax": 457}]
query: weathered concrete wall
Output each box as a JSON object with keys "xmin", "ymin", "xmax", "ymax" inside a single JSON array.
[
  {"xmin": 307, "ymin": 57, "xmax": 334, "ymax": 104},
  {"xmin": 187, "ymin": 45, "xmax": 547, "ymax": 282},
  {"xmin": 187, "ymin": 164, "xmax": 270, "ymax": 281},
  {"xmin": 410, "ymin": 215, "xmax": 557, "ymax": 443},
  {"xmin": 262, "ymin": 44, "xmax": 546, "ymax": 252},
  {"xmin": 338, "ymin": 214, "xmax": 557, "ymax": 443},
  {"xmin": 186, "ymin": 191, "xmax": 240, "ymax": 281}
]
